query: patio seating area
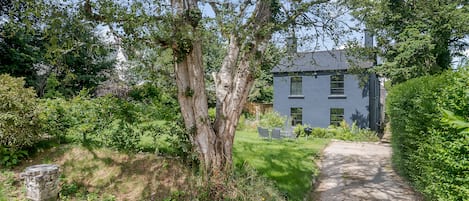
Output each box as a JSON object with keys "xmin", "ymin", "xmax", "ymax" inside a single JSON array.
[{"xmin": 257, "ymin": 127, "xmax": 297, "ymax": 140}]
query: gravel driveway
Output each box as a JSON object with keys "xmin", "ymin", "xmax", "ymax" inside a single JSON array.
[{"xmin": 312, "ymin": 141, "xmax": 422, "ymax": 201}]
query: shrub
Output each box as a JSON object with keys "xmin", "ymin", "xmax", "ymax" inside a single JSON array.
[
  {"xmin": 128, "ymin": 83, "xmax": 180, "ymax": 120},
  {"xmin": 311, "ymin": 128, "xmax": 327, "ymax": 138},
  {"xmin": 38, "ymin": 98, "xmax": 70, "ymax": 143},
  {"xmin": 293, "ymin": 124, "xmax": 313, "ymax": 137},
  {"xmin": 0, "ymin": 74, "xmax": 41, "ymax": 167},
  {"xmin": 40, "ymin": 95, "xmax": 143, "ymax": 151},
  {"xmin": 307, "ymin": 121, "xmax": 378, "ymax": 141},
  {"xmin": 259, "ymin": 111, "xmax": 286, "ymax": 129},
  {"xmin": 39, "ymin": 94, "xmax": 194, "ymax": 156},
  {"xmin": 387, "ymin": 68, "xmax": 469, "ymax": 200}
]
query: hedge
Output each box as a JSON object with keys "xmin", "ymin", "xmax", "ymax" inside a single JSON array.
[{"xmin": 387, "ymin": 68, "xmax": 469, "ymax": 201}]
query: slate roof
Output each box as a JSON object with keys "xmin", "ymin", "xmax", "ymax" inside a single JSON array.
[{"xmin": 271, "ymin": 49, "xmax": 373, "ymax": 73}]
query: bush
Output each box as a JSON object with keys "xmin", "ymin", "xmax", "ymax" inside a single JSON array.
[
  {"xmin": 306, "ymin": 121, "xmax": 378, "ymax": 141},
  {"xmin": 128, "ymin": 83, "xmax": 180, "ymax": 120},
  {"xmin": 0, "ymin": 74, "xmax": 41, "ymax": 167},
  {"xmin": 311, "ymin": 128, "xmax": 328, "ymax": 138},
  {"xmin": 259, "ymin": 111, "xmax": 286, "ymax": 129},
  {"xmin": 387, "ymin": 68, "xmax": 469, "ymax": 200},
  {"xmin": 293, "ymin": 124, "xmax": 313, "ymax": 137},
  {"xmin": 40, "ymin": 95, "xmax": 143, "ymax": 151},
  {"xmin": 39, "ymin": 94, "xmax": 193, "ymax": 157}
]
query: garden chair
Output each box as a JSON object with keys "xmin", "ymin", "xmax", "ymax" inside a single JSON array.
[
  {"xmin": 281, "ymin": 127, "xmax": 296, "ymax": 139},
  {"xmin": 271, "ymin": 128, "xmax": 282, "ymax": 139},
  {"xmin": 257, "ymin": 127, "xmax": 270, "ymax": 140},
  {"xmin": 281, "ymin": 119, "xmax": 297, "ymax": 140}
]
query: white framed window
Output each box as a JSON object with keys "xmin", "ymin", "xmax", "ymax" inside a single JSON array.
[
  {"xmin": 330, "ymin": 75, "xmax": 344, "ymax": 95},
  {"xmin": 290, "ymin": 77, "xmax": 302, "ymax": 95}
]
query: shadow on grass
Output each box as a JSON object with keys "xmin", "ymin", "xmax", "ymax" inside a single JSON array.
[
  {"xmin": 9, "ymin": 144, "xmax": 197, "ymax": 201},
  {"xmin": 76, "ymin": 144, "xmax": 196, "ymax": 200},
  {"xmin": 234, "ymin": 137, "xmax": 327, "ymax": 201}
]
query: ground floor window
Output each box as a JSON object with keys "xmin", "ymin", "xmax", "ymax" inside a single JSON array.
[
  {"xmin": 291, "ymin": 107, "xmax": 303, "ymax": 126},
  {"xmin": 330, "ymin": 108, "xmax": 344, "ymax": 126}
]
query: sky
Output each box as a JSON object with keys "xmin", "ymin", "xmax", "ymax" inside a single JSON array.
[{"xmin": 200, "ymin": 2, "xmax": 366, "ymax": 52}]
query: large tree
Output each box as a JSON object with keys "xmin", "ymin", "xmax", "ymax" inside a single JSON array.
[
  {"xmin": 344, "ymin": 0, "xmax": 469, "ymax": 84},
  {"xmin": 83, "ymin": 0, "xmax": 347, "ymax": 185},
  {"xmin": 0, "ymin": 1, "xmax": 116, "ymax": 97}
]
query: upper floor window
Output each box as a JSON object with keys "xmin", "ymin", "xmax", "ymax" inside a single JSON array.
[
  {"xmin": 330, "ymin": 74, "xmax": 344, "ymax": 95},
  {"xmin": 290, "ymin": 77, "xmax": 302, "ymax": 95}
]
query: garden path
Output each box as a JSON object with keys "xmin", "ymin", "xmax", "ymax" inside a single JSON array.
[{"xmin": 312, "ymin": 141, "xmax": 422, "ymax": 201}]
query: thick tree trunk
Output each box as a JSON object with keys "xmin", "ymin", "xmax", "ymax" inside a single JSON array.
[
  {"xmin": 173, "ymin": 36, "xmax": 255, "ymax": 176},
  {"xmin": 171, "ymin": 0, "xmax": 271, "ymax": 183},
  {"xmin": 171, "ymin": 0, "xmax": 243, "ymax": 178}
]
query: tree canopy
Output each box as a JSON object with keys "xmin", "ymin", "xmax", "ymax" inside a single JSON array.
[
  {"xmin": 345, "ymin": 0, "xmax": 469, "ymax": 84},
  {"xmin": 0, "ymin": 1, "xmax": 116, "ymax": 97}
]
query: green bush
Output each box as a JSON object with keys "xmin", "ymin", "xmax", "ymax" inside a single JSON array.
[
  {"xmin": 39, "ymin": 94, "xmax": 193, "ymax": 156},
  {"xmin": 128, "ymin": 83, "xmax": 179, "ymax": 120},
  {"xmin": 259, "ymin": 111, "xmax": 286, "ymax": 129},
  {"xmin": 311, "ymin": 128, "xmax": 327, "ymax": 138},
  {"xmin": 306, "ymin": 121, "xmax": 378, "ymax": 141},
  {"xmin": 0, "ymin": 74, "xmax": 41, "ymax": 167},
  {"xmin": 387, "ymin": 68, "xmax": 469, "ymax": 200},
  {"xmin": 40, "ymin": 95, "xmax": 143, "ymax": 151},
  {"xmin": 293, "ymin": 124, "xmax": 313, "ymax": 137}
]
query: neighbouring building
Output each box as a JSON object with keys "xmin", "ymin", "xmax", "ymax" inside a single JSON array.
[{"xmin": 271, "ymin": 48, "xmax": 382, "ymax": 131}]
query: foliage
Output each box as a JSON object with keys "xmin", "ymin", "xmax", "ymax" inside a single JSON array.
[
  {"xmin": 0, "ymin": 147, "xmax": 28, "ymax": 168},
  {"xmin": 248, "ymin": 45, "xmax": 282, "ymax": 104},
  {"xmin": 0, "ymin": 74, "xmax": 41, "ymax": 167},
  {"xmin": 293, "ymin": 123, "xmax": 311, "ymax": 137},
  {"xmin": 39, "ymin": 95, "xmax": 141, "ymax": 151},
  {"xmin": 40, "ymin": 14, "xmax": 116, "ymax": 98},
  {"xmin": 0, "ymin": 1, "xmax": 116, "ymax": 98},
  {"xmin": 345, "ymin": 0, "xmax": 469, "ymax": 84},
  {"xmin": 306, "ymin": 120, "xmax": 379, "ymax": 142},
  {"xmin": 208, "ymin": 107, "xmax": 216, "ymax": 123},
  {"xmin": 128, "ymin": 83, "xmax": 180, "ymax": 120},
  {"xmin": 39, "ymin": 94, "xmax": 193, "ymax": 158},
  {"xmin": 0, "ymin": 22, "xmax": 43, "ymax": 89},
  {"xmin": 259, "ymin": 111, "xmax": 286, "ymax": 129},
  {"xmin": 386, "ymin": 68, "xmax": 469, "ymax": 200}
]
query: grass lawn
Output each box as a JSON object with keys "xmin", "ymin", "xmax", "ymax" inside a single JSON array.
[{"xmin": 233, "ymin": 130, "xmax": 330, "ymax": 201}]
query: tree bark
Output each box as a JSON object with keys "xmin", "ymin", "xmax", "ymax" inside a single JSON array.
[{"xmin": 171, "ymin": 0, "xmax": 271, "ymax": 182}]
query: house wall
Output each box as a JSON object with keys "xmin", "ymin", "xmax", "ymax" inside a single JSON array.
[{"xmin": 273, "ymin": 73, "xmax": 370, "ymax": 128}]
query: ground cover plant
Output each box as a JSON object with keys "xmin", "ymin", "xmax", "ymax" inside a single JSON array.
[
  {"xmin": 233, "ymin": 130, "xmax": 330, "ymax": 200},
  {"xmin": 387, "ymin": 68, "xmax": 469, "ymax": 200}
]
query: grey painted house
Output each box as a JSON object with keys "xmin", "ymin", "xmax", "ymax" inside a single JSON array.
[{"xmin": 272, "ymin": 49, "xmax": 381, "ymax": 130}]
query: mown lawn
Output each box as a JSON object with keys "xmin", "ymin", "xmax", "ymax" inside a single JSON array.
[{"xmin": 233, "ymin": 130, "xmax": 330, "ymax": 200}]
